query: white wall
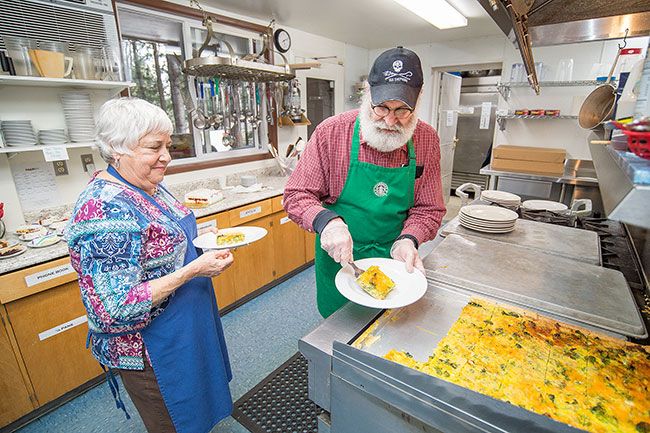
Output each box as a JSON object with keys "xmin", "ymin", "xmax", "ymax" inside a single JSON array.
[{"xmin": 0, "ymin": 1, "xmax": 369, "ymax": 228}]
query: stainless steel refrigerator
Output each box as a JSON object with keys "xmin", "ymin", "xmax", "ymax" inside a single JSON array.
[{"xmin": 451, "ymin": 77, "xmax": 499, "ymax": 190}]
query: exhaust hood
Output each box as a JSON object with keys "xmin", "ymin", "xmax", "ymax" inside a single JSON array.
[{"xmin": 478, "ymin": 0, "xmax": 650, "ymax": 92}]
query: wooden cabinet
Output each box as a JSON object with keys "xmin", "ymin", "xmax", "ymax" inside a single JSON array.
[
  {"xmin": 196, "ymin": 213, "xmax": 236, "ymax": 309},
  {"xmin": 272, "ymin": 211, "xmax": 306, "ymax": 278},
  {"xmin": 5, "ymin": 280, "xmax": 102, "ymax": 404},
  {"xmin": 0, "ymin": 307, "xmax": 35, "ymax": 426},
  {"xmin": 305, "ymin": 232, "xmax": 316, "ymax": 262}
]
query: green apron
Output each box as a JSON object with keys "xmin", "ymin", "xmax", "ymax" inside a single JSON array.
[{"xmin": 315, "ymin": 117, "xmax": 416, "ymax": 318}]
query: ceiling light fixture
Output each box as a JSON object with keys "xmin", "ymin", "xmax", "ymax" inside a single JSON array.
[{"xmin": 392, "ymin": 0, "xmax": 467, "ymax": 29}]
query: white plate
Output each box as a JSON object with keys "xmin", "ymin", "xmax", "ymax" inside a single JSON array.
[
  {"xmin": 481, "ymin": 190, "xmax": 521, "ymax": 203},
  {"xmin": 460, "ymin": 205, "xmax": 519, "ymax": 222},
  {"xmin": 521, "ymin": 200, "xmax": 568, "ymax": 211},
  {"xmin": 334, "ymin": 257, "xmax": 427, "ymax": 309},
  {"xmin": 0, "ymin": 244, "xmax": 28, "ymax": 259},
  {"xmin": 459, "ymin": 218, "xmax": 515, "ymax": 229},
  {"xmin": 192, "ymin": 226, "xmax": 268, "ymax": 250},
  {"xmin": 459, "ymin": 220, "xmax": 516, "ymax": 233},
  {"xmin": 27, "ymin": 234, "xmax": 60, "ymax": 248}
]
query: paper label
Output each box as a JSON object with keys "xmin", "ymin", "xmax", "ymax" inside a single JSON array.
[
  {"xmin": 197, "ymin": 220, "xmax": 216, "ymax": 230},
  {"xmin": 280, "ymin": 216, "xmax": 290, "ymax": 225},
  {"xmin": 480, "ymin": 102, "xmax": 492, "ymax": 129},
  {"xmin": 446, "ymin": 110, "xmax": 454, "ymax": 127},
  {"xmin": 38, "ymin": 315, "xmax": 87, "ymax": 341},
  {"xmin": 42, "ymin": 146, "xmax": 69, "ymax": 162},
  {"xmin": 240, "ymin": 206, "xmax": 261, "ymax": 219},
  {"xmin": 25, "ymin": 263, "xmax": 75, "ymax": 287}
]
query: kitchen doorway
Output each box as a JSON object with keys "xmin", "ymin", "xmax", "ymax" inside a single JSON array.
[
  {"xmin": 306, "ymin": 78, "xmax": 334, "ymax": 139},
  {"xmin": 432, "ymin": 63, "xmax": 503, "ymax": 194}
]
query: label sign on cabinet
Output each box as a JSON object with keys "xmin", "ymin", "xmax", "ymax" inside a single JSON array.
[
  {"xmin": 197, "ymin": 220, "xmax": 217, "ymax": 230},
  {"xmin": 240, "ymin": 206, "xmax": 262, "ymax": 219},
  {"xmin": 280, "ymin": 216, "xmax": 291, "ymax": 225},
  {"xmin": 38, "ymin": 315, "xmax": 88, "ymax": 341},
  {"xmin": 24, "ymin": 263, "xmax": 75, "ymax": 287}
]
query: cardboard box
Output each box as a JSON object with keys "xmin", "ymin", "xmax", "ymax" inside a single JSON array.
[
  {"xmin": 493, "ymin": 145, "xmax": 566, "ymax": 163},
  {"xmin": 492, "ymin": 158, "xmax": 565, "ymax": 175}
]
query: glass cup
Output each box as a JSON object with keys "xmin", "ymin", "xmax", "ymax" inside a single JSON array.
[
  {"xmin": 555, "ymin": 58, "xmax": 574, "ymax": 82},
  {"xmin": 71, "ymin": 45, "xmax": 97, "ymax": 80},
  {"xmin": 30, "ymin": 40, "xmax": 73, "ymax": 78},
  {"xmin": 2, "ymin": 35, "xmax": 38, "ymax": 76},
  {"xmin": 510, "ymin": 63, "xmax": 524, "ymax": 83}
]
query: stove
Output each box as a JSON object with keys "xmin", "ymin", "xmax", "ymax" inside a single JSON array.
[{"xmin": 524, "ymin": 214, "xmax": 650, "ymax": 344}]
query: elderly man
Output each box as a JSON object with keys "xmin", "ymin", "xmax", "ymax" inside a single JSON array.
[{"xmin": 284, "ymin": 46, "xmax": 446, "ymax": 318}]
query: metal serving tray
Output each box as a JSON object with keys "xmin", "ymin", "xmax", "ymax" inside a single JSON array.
[
  {"xmin": 424, "ymin": 234, "xmax": 647, "ymax": 338},
  {"xmin": 441, "ymin": 216, "xmax": 601, "ymax": 265}
]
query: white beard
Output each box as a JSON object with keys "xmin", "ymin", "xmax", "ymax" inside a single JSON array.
[{"xmin": 358, "ymin": 91, "xmax": 418, "ymax": 153}]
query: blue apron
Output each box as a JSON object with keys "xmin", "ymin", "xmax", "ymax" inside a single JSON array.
[{"xmin": 102, "ymin": 165, "xmax": 233, "ymax": 433}]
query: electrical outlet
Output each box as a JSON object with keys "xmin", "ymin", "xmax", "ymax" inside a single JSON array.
[
  {"xmin": 81, "ymin": 154, "xmax": 95, "ymax": 172},
  {"xmin": 53, "ymin": 160, "xmax": 68, "ymax": 176}
]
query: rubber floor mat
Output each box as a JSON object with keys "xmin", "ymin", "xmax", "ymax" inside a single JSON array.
[{"xmin": 232, "ymin": 352, "xmax": 325, "ymax": 433}]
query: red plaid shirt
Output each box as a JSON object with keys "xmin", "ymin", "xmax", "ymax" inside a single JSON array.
[{"xmin": 283, "ymin": 109, "xmax": 446, "ymax": 245}]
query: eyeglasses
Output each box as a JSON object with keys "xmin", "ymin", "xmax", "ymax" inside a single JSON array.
[{"xmin": 372, "ymin": 104, "xmax": 413, "ymax": 119}]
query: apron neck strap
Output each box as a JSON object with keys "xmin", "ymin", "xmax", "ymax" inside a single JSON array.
[
  {"xmin": 106, "ymin": 165, "xmax": 176, "ymax": 221},
  {"xmin": 352, "ymin": 116, "xmax": 415, "ymax": 164}
]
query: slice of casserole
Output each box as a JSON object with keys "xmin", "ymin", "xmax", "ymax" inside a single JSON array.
[{"xmin": 356, "ymin": 265, "xmax": 395, "ymax": 300}]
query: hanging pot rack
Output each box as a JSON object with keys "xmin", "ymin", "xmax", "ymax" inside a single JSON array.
[{"xmin": 183, "ymin": 10, "xmax": 295, "ymax": 82}]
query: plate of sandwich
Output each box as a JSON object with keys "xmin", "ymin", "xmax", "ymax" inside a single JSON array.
[
  {"xmin": 335, "ymin": 257, "xmax": 427, "ymax": 309},
  {"xmin": 192, "ymin": 226, "xmax": 268, "ymax": 250}
]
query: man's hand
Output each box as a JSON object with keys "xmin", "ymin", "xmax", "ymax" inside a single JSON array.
[
  {"xmin": 320, "ymin": 218, "xmax": 353, "ymax": 265},
  {"xmin": 390, "ymin": 238, "xmax": 424, "ymax": 274}
]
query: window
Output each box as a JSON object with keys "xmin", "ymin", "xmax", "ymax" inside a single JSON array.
[{"xmin": 116, "ymin": 4, "xmax": 275, "ymax": 168}]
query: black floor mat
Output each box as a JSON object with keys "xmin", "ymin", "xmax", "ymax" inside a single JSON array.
[{"xmin": 232, "ymin": 352, "xmax": 325, "ymax": 433}]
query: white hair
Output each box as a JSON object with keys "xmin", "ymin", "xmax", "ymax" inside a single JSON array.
[
  {"xmin": 95, "ymin": 97, "xmax": 173, "ymax": 163},
  {"xmin": 358, "ymin": 88, "xmax": 419, "ymax": 152}
]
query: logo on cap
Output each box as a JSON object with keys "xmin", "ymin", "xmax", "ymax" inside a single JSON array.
[
  {"xmin": 393, "ymin": 60, "xmax": 403, "ymax": 73},
  {"xmin": 383, "ymin": 59, "xmax": 412, "ymax": 83}
]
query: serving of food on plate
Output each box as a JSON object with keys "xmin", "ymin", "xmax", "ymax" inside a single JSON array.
[
  {"xmin": 356, "ymin": 265, "xmax": 395, "ymax": 300},
  {"xmin": 216, "ymin": 231, "xmax": 245, "ymax": 246},
  {"xmin": 192, "ymin": 226, "xmax": 268, "ymax": 250},
  {"xmin": 183, "ymin": 188, "xmax": 224, "ymax": 208},
  {"xmin": 0, "ymin": 243, "xmax": 27, "ymax": 259},
  {"xmin": 15, "ymin": 225, "xmax": 48, "ymax": 241}
]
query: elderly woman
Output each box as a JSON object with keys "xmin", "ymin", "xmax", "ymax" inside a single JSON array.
[{"xmin": 67, "ymin": 97, "xmax": 233, "ymax": 433}]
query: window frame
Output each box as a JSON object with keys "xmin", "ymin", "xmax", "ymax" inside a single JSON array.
[{"xmin": 115, "ymin": 0, "xmax": 276, "ymax": 174}]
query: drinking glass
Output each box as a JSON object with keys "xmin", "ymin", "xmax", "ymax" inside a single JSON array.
[
  {"xmin": 555, "ymin": 58, "xmax": 574, "ymax": 82},
  {"xmin": 510, "ymin": 63, "xmax": 524, "ymax": 83},
  {"xmin": 2, "ymin": 35, "xmax": 38, "ymax": 76}
]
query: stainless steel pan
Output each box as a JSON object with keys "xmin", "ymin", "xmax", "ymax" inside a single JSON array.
[{"xmin": 579, "ymin": 49, "xmax": 621, "ymax": 129}]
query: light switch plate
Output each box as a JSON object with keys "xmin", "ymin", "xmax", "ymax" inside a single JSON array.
[{"xmin": 53, "ymin": 160, "xmax": 69, "ymax": 176}]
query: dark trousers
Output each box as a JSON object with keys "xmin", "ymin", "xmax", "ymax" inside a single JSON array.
[{"xmin": 120, "ymin": 355, "xmax": 176, "ymax": 433}]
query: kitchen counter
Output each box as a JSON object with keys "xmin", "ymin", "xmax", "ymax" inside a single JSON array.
[
  {"xmin": 480, "ymin": 158, "xmax": 598, "ymax": 186},
  {"xmin": 0, "ymin": 173, "xmax": 289, "ymax": 276}
]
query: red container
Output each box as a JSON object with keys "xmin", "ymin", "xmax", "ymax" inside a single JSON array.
[{"xmin": 622, "ymin": 129, "xmax": 650, "ymax": 160}]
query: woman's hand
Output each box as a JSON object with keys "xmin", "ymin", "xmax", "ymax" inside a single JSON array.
[{"xmin": 189, "ymin": 249, "xmax": 234, "ymax": 278}]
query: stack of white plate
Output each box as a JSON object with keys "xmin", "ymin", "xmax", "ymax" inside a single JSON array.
[
  {"xmin": 1, "ymin": 120, "xmax": 37, "ymax": 147},
  {"xmin": 480, "ymin": 190, "xmax": 521, "ymax": 209},
  {"xmin": 38, "ymin": 129, "xmax": 68, "ymax": 145},
  {"xmin": 59, "ymin": 92, "xmax": 95, "ymax": 143},
  {"xmin": 459, "ymin": 204, "xmax": 519, "ymax": 233},
  {"xmin": 521, "ymin": 200, "xmax": 568, "ymax": 212}
]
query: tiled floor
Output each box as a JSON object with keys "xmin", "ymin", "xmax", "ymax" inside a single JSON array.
[{"xmin": 16, "ymin": 266, "xmax": 323, "ymax": 433}]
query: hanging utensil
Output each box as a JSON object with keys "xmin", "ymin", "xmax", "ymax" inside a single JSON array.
[{"xmin": 579, "ymin": 48, "xmax": 622, "ymax": 129}]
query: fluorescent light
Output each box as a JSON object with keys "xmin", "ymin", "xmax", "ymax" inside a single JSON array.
[{"xmin": 392, "ymin": 0, "xmax": 467, "ymax": 29}]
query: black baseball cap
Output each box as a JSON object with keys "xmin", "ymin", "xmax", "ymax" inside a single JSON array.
[{"xmin": 368, "ymin": 46, "xmax": 423, "ymax": 109}]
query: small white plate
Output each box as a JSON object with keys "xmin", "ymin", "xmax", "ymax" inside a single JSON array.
[
  {"xmin": 521, "ymin": 200, "xmax": 568, "ymax": 211},
  {"xmin": 192, "ymin": 226, "xmax": 268, "ymax": 250},
  {"xmin": 15, "ymin": 224, "xmax": 46, "ymax": 238},
  {"xmin": 460, "ymin": 205, "xmax": 519, "ymax": 222},
  {"xmin": 27, "ymin": 234, "xmax": 60, "ymax": 248},
  {"xmin": 335, "ymin": 257, "xmax": 427, "ymax": 309},
  {"xmin": 0, "ymin": 244, "xmax": 28, "ymax": 259},
  {"xmin": 459, "ymin": 214, "xmax": 516, "ymax": 227},
  {"xmin": 481, "ymin": 190, "xmax": 521, "ymax": 203},
  {"xmin": 459, "ymin": 220, "xmax": 516, "ymax": 233}
]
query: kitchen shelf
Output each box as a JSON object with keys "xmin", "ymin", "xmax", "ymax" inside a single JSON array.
[
  {"xmin": 0, "ymin": 76, "xmax": 133, "ymax": 93},
  {"xmin": 0, "ymin": 142, "xmax": 96, "ymax": 154},
  {"xmin": 496, "ymin": 114, "xmax": 578, "ymax": 131},
  {"xmin": 497, "ymin": 80, "xmax": 611, "ymax": 100}
]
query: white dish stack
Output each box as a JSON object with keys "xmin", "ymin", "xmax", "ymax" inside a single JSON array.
[
  {"xmin": 459, "ymin": 204, "xmax": 519, "ymax": 234},
  {"xmin": 1, "ymin": 120, "xmax": 37, "ymax": 146},
  {"xmin": 60, "ymin": 92, "xmax": 96, "ymax": 143},
  {"xmin": 480, "ymin": 190, "xmax": 521, "ymax": 209},
  {"xmin": 38, "ymin": 129, "xmax": 68, "ymax": 145}
]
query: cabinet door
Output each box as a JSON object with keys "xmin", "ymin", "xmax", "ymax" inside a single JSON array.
[
  {"xmin": 0, "ymin": 308, "xmax": 35, "ymax": 427},
  {"xmin": 229, "ymin": 214, "xmax": 275, "ymax": 299},
  {"xmin": 273, "ymin": 211, "xmax": 306, "ymax": 278},
  {"xmin": 305, "ymin": 231, "xmax": 316, "ymax": 262},
  {"xmin": 5, "ymin": 281, "xmax": 103, "ymax": 404},
  {"xmin": 197, "ymin": 213, "xmax": 236, "ymax": 309}
]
